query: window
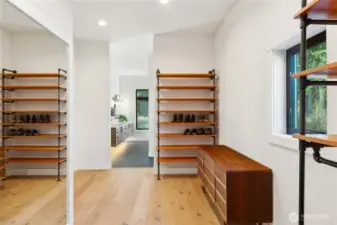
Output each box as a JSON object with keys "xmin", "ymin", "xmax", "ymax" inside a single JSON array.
[
  {"xmin": 286, "ymin": 31, "xmax": 327, "ymax": 134},
  {"xmin": 136, "ymin": 89, "xmax": 149, "ymax": 130}
]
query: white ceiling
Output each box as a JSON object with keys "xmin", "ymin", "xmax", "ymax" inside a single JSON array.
[{"xmin": 72, "ymin": 0, "xmax": 236, "ymax": 41}]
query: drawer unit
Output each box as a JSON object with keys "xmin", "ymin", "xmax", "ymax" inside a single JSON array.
[{"xmin": 198, "ymin": 145, "xmax": 273, "ymax": 224}]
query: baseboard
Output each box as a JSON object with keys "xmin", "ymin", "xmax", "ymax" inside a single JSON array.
[
  {"xmin": 153, "ymin": 167, "xmax": 198, "ymax": 175},
  {"xmin": 8, "ymin": 169, "xmax": 67, "ymax": 176}
]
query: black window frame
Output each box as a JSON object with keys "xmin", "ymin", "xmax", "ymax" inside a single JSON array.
[
  {"xmin": 136, "ymin": 89, "xmax": 149, "ymax": 130},
  {"xmin": 286, "ymin": 31, "xmax": 327, "ymax": 135}
]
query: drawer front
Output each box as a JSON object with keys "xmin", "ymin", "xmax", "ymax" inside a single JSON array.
[
  {"xmin": 203, "ymin": 164, "xmax": 214, "ymax": 183},
  {"xmin": 214, "ymin": 164, "xmax": 226, "ymax": 187},
  {"xmin": 203, "ymin": 152, "xmax": 214, "ymax": 169},
  {"xmin": 215, "ymin": 179, "xmax": 227, "ymax": 202},
  {"xmin": 197, "ymin": 155, "xmax": 203, "ymax": 168},
  {"xmin": 215, "ymin": 191, "xmax": 227, "ymax": 222},
  {"xmin": 204, "ymin": 173, "xmax": 215, "ymax": 199}
]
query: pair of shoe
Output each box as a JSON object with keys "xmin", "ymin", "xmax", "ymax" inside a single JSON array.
[
  {"xmin": 198, "ymin": 115, "xmax": 209, "ymax": 122},
  {"xmin": 185, "ymin": 115, "xmax": 196, "ymax": 123},
  {"xmin": 8, "ymin": 129, "xmax": 39, "ymax": 136},
  {"xmin": 11, "ymin": 115, "xmax": 50, "ymax": 123},
  {"xmin": 172, "ymin": 114, "xmax": 184, "ymax": 123},
  {"xmin": 183, "ymin": 128, "xmax": 213, "ymax": 135}
]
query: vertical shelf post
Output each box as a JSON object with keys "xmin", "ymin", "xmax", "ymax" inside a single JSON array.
[
  {"xmin": 299, "ymin": 0, "xmax": 308, "ymax": 224},
  {"xmin": 211, "ymin": 69, "xmax": 216, "ymax": 146},
  {"xmin": 57, "ymin": 68, "xmax": 66, "ymax": 181},
  {"xmin": 156, "ymin": 69, "xmax": 161, "ymax": 180}
]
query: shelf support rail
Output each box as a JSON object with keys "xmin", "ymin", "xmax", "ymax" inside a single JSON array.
[
  {"xmin": 156, "ymin": 69, "xmax": 161, "ymax": 180},
  {"xmin": 211, "ymin": 69, "xmax": 216, "ymax": 145}
]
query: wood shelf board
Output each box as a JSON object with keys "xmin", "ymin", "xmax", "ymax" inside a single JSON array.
[
  {"xmin": 158, "ymin": 73, "xmax": 215, "ymax": 78},
  {"xmin": 1, "ymin": 98, "xmax": 65, "ymax": 102},
  {"xmin": 157, "ymin": 86, "xmax": 216, "ymax": 90},
  {"xmin": 1, "ymin": 73, "xmax": 66, "ymax": 78},
  {"xmin": 158, "ymin": 110, "xmax": 216, "ymax": 113},
  {"xmin": 295, "ymin": 0, "xmax": 337, "ymax": 20},
  {"xmin": 5, "ymin": 146, "xmax": 66, "ymax": 151},
  {"xmin": 158, "ymin": 134, "xmax": 216, "ymax": 137},
  {"xmin": 6, "ymin": 158, "xmax": 66, "ymax": 163},
  {"xmin": 292, "ymin": 62, "xmax": 337, "ymax": 78},
  {"xmin": 0, "ymin": 85, "xmax": 64, "ymax": 89},
  {"xmin": 157, "ymin": 98, "xmax": 215, "ymax": 101},
  {"xmin": 158, "ymin": 145, "xmax": 202, "ymax": 150},
  {"xmin": 293, "ymin": 134, "xmax": 337, "ymax": 147},
  {"xmin": 1, "ymin": 123, "xmax": 66, "ymax": 126},
  {"xmin": 157, "ymin": 157, "xmax": 197, "ymax": 163},
  {"xmin": 158, "ymin": 122, "xmax": 216, "ymax": 125},
  {"xmin": 0, "ymin": 176, "xmax": 5, "ymax": 181},
  {"xmin": 1, "ymin": 110, "xmax": 65, "ymax": 113},
  {"xmin": 1, "ymin": 134, "xmax": 67, "ymax": 139}
]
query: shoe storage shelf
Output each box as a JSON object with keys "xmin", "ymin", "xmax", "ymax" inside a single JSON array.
[
  {"xmin": 292, "ymin": 1, "xmax": 337, "ymax": 225},
  {"xmin": 156, "ymin": 69, "xmax": 217, "ymax": 180},
  {"xmin": 0, "ymin": 68, "xmax": 67, "ymax": 182}
]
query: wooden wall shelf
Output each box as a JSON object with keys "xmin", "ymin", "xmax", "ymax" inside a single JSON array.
[
  {"xmin": 6, "ymin": 158, "xmax": 66, "ymax": 163},
  {"xmin": 158, "ymin": 73, "xmax": 215, "ymax": 78},
  {"xmin": 0, "ymin": 85, "xmax": 65, "ymax": 90},
  {"xmin": 157, "ymin": 110, "xmax": 216, "ymax": 113},
  {"xmin": 5, "ymin": 146, "xmax": 67, "ymax": 151},
  {"xmin": 295, "ymin": 0, "xmax": 337, "ymax": 20},
  {"xmin": 157, "ymin": 98, "xmax": 215, "ymax": 102},
  {"xmin": 158, "ymin": 122, "xmax": 216, "ymax": 125},
  {"xmin": 293, "ymin": 134, "xmax": 337, "ymax": 147},
  {"xmin": 1, "ymin": 123, "xmax": 67, "ymax": 126},
  {"xmin": 158, "ymin": 145, "xmax": 202, "ymax": 150},
  {"xmin": 292, "ymin": 62, "xmax": 337, "ymax": 78},
  {"xmin": 1, "ymin": 110, "xmax": 66, "ymax": 113},
  {"xmin": 157, "ymin": 86, "xmax": 216, "ymax": 90},
  {"xmin": 158, "ymin": 134, "xmax": 216, "ymax": 137},
  {"xmin": 1, "ymin": 134, "xmax": 67, "ymax": 139},
  {"xmin": 1, "ymin": 73, "xmax": 66, "ymax": 78},
  {"xmin": 1, "ymin": 98, "xmax": 66, "ymax": 102},
  {"xmin": 157, "ymin": 157, "xmax": 197, "ymax": 163}
]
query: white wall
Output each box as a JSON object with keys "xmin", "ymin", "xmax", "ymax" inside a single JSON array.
[
  {"xmin": 152, "ymin": 34, "xmax": 215, "ymax": 174},
  {"xmin": 0, "ymin": 28, "xmax": 11, "ymax": 69},
  {"xmin": 215, "ymin": 1, "xmax": 337, "ymax": 225},
  {"xmin": 73, "ymin": 40, "xmax": 111, "ymax": 171},
  {"xmin": 119, "ymin": 75, "xmax": 150, "ymax": 139}
]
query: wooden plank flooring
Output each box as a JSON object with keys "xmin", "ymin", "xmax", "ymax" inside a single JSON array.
[
  {"xmin": 0, "ymin": 177, "xmax": 66, "ymax": 225},
  {"xmin": 75, "ymin": 169, "xmax": 221, "ymax": 225}
]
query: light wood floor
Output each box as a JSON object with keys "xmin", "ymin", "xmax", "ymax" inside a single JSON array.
[
  {"xmin": 0, "ymin": 177, "xmax": 66, "ymax": 225},
  {"xmin": 75, "ymin": 168, "xmax": 221, "ymax": 225}
]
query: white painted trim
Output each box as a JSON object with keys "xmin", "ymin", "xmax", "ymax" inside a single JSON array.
[{"xmin": 153, "ymin": 167, "xmax": 198, "ymax": 175}]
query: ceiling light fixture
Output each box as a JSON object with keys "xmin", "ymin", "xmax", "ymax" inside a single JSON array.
[
  {"xmin": 160, "ymin": 0, "xmax": 169, "ymax": 5},
  {"xmin": 98, "ymin": 19, "xmax": 108, "ymax": 27}
]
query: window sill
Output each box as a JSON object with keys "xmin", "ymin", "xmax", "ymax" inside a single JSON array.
[{"xmin": 269, "ymin": 133, "xmax": 298, "ymax": 151}]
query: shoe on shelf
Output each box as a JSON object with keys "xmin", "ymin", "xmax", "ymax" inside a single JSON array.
[
  {"xmin": 184, "ymin": 129, "xmax": 191, "ymax": 135},
  {"xmin": 203, "ymin": 115, "xmax": 209, "ymax": 122},
  {"xmin": 10, "ymin": 115, "xmax": 18, "ymax": 123},
  {"xmin": 18, "ymin": 115, "xmax": 24, "ymax": 123},
  {"xmin": 191, "ymin": 115, "xmax": 196, "ymax": 122},
  {"xmin": 31, "ymin": 115, "xmax": 37, "ymax": 123},
  {"xmin": 185, "ymin": 114, "xmax": 191, "ymax": 123},
  {"xmin": 44, "ymin": 114, "xmax": 50, "ymax": 123},
  {"xmin": 191, "ymin": 129, "xmax": 198, "ymax": 135},
  {"xmin": 32, "ymin": 129, "xmax": 39, "ymax": 136},
  {"xmin": 17, "ymin": 128, "xmax": 25, "ymax": 136},
  {"xmin": 198, "ymin": 128, "xmax": 205, "ymax": 135},
  {"xmin": 24, "ymin": 115, "xmax": 30, "ymax": 123},
  {"xmin": 8, "ymin": 129, "xmax": 16, "ymax": 136},
  {"xmin": 39, "ymin": 115, "xmax": 45, "ymax": 123},
  {"xmin": 205, "ymin": 128, "xmax": 213, "ymax": 135},
  {"xmin": 172, "ymin": 114, "xmax": 178, "ymax": 123},
  {"xmin": 178, "ymin": 114, "xmax": 183, "ymax": 122},
  {"xmin": 25, "ymin": 129, "xmax": 32, "ymax": 136}
]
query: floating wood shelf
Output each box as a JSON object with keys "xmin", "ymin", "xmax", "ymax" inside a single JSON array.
[
  {"xmin": 158, "ymin": 122, "xmax": 216, "ymax": 125},
  {"xmin": 0, "ymin": 110, "xmax": 66, "ymax": 113},
  {"xmin": 158, "ymin": 145, "xmax": 202, "ymax": 150},
  {"xmin": 158, "ymin": 73, "xmax": 215, "ymax": 78},
  {"xmin": 295, "ymin": 0, "xmax": 337, "ymax": 20},
  {"xmin": 158, "ymin": 110, "xmax": 216, "ymax": 113},
  {"xmin": 157, "ymin": 133, "xmax": 216, "ymax": 137},
  {"xmin": 158, "ymin": 157, "xmax": 197, "ymax": 163},
  {"xmin": 1, "ymin": 123, "xmax": 67, "ymax": 126},
  {"xmin": 1, "ymin": 73, "xmax": 66, "ymax": 78},
  {"xmin": 157, "ymin": 98, "xmax": 215, "ymax": 102},
  {"xmin": 157, "ymin": 86, "xmax": 216, "ymax": 90},
  {"xmin": 0, "ymin": 85, "xmax": 66, "ymax": 90},
  {"xmin": 293, "ymin": 134, "xmax": 337, "ymax": 147},
  {"xmin": 5, "ymin": 146, "xmax": 67, "ymax": 151},
  {"xmin": 6, "ymin": 158, "xmax": 66, "ymax": 163},
  {"xmin": 292, "ymin": 62, "xmax": 337, "ymax": 78},
  {"xmin": 1, "ymin": 98, "xmax": 66, "ymax": 102},
  {"xmin": 1, "ymin": 134, "xmax": 67, "ymax": 139}
]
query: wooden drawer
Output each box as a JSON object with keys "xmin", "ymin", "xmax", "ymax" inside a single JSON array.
[
  {"xmin": 215, "ymin": 191, "xmax": 227, "ymax": 222},
  {"xmin": 197, "ymin": 155, "xmax": 203, "ymax": 168},
  {"xmin": 204, "ymin": 152, "xmax": 214, "ymax": 168},
  {"xmin": 204, "ymin": 173, "xmax": 215, "ymax": 200},
  {"xmin": 203, "ymin": 164, "xmax": 214, "ymax": 183},
  {"xmin": 214, "ymin": 164, "xmax": 226, "ymax": 186},
  {"xmin": 215, "ymin": 179, "xmax": 226, "ymax": 202}
]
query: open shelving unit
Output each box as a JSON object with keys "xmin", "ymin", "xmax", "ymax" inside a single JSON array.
[
  {"xmin": 0, "ymin": 68, "xmax": 67, "ymax": 183},
  {"xmin": 292, "ymin": 1, "xmax": 337, "ymax": 224},
  {"xmin": 156, "ymin": 69, "xmax": 217, "ymax": 180}
]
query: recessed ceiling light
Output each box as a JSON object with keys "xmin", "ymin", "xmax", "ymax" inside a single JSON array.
[
  {"xmin": 98, "ymin": 19, "xmax": 108, "ymax": 27},
  {"xmin": 160, "ymin": 0, "xmax": 169, "ymax": 5}
]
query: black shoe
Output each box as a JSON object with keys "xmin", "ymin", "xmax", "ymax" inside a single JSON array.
[
  {"xmin": 18, "ymin": 115, "xmax": 24, "ymax": 123},
  {"xmin": 178, "ymin": 114, "xmax": 184, "ymax": 123},
  {"xmin": 9, "ymin": 129, "xmax": 16, "ymax": 136},
  {"xmin": 17, "ymin": 128, "xmax": 25, "ymax": 136},
  {"xmin": 39, "ymin": 115, "xmax": 45, "ymax": 123},
  {"xmin": 31, "ymin": 115, "xmax": 37, "ymax": 123},
  {"xmin": 205, "ymin": 128, "xmax": 213, "ymax": 135},
  {"xmin": 44, "ymin": 115, "xmax": 50, "ymax": 123},
  {"xmin": 25, "ymin": 129, "xmax": 32, "ymax": 136},
  {"xmin": 191, "ymin": 115, "xmax": 196, "ymax": 122},
  {"xmin": 184, "ymin": 129, "xmax": 191, "ymax": 135},
  {"xmin": 32, "ymin": 129, "xmax": 39, "ymax": 136},
  {"xmin": 191, "ymin": 129, "xmax": 198, "ymax": 135},
  {"xmin": 10, "ymin": 115, "xmax": 18, "ymax": 123},
  {"xmin": 198, "ymin": 128, "xmax": 205, "ymax": 135},
  {"xmin": 24, "ymin": 115, "xmax": 30, "ymax": 123},
  {"xmin": 185, "ymin": 115, "xmax": 191, "ymax": 123},
  {"xmin": 172, "ymin": 114, "xmax": 178, "ymax": 123}
]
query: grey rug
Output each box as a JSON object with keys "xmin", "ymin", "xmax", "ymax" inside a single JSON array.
[{"xmin": 112, "ymin": 141, "xmax": 154, "ymax": 168}]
